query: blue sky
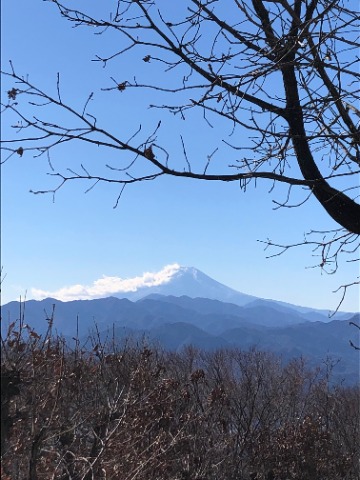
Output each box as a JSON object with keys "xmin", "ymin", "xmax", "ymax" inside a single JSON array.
[{"xmin": 1, "ymin": 0, "xmax": 359, "ymax": 312}]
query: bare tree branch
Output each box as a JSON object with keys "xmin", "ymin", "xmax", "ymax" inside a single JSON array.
[{"xmin": 1, "ymin": 0, "xmax": 359, "ymax": 293}]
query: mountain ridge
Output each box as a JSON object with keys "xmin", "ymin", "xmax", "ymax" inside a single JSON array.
[
  {"xmin": 1, "ymin": 294, "xmax": 358, "ymax": 384},
  {"xmin": 5, "ymin": 265, "xmax": 355, "ymax": 316},
  {"xmin": 111, "ymin": 266, "xmax": 353, "ymax": 317}
]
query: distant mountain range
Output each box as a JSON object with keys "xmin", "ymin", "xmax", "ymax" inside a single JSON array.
[
  {"xmin": 1, "ymin": 266, "xmax": 359, "ymax": 384},
  {"xmin": 109, "ymin": 266, "xmax": 352, "ymax": 318}
]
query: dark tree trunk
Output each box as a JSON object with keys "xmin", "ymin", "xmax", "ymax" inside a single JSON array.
[{"xmin": 282, "ymin": 64, "xmax": 360, "ymax": 234}]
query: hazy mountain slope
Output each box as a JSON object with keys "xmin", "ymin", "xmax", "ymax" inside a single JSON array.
[
  {"xmin": 139, "ymin": 295, "xmax": 322, "ymax": 327},
  {"xmin": 149, "ymin": 322, "xmax": 231, "ymax": 351},
  {"xmin": 1, "ymin": 294, "xmax": 322, "ymax": 338},
  {"xmin": 2, "ymin": 295, "xmax": 358, "ymax": 384}
]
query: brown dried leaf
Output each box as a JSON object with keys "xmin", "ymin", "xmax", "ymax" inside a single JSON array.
[
  {"xmin": 117, "ymin": 82, "xmax": 127, "ymax": 91},
  {"xmin": 144, "ymin": 146, "xmax": 155, "ymax": 160},
  {"xmin": 16, "ymin": 147, "xmax": 24, "ymax": 157},
  {"xmin": 7, "ymin": 88, "xmax": 18, "ymax": 100}
]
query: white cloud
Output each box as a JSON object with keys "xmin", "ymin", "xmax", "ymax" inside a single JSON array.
[{"xmin": 31, "ymin": 263, "xmax": 182, "ymax": 302}]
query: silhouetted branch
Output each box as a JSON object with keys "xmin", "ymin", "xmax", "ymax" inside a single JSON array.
[{"xmin": 1, "ymin": 0, "xmax": 360, "ymax": 299}]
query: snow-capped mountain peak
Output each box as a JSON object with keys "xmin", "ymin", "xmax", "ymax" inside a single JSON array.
[{"xmin": 115, "ymin": 265, "xmax": 256, "ymax": 306}]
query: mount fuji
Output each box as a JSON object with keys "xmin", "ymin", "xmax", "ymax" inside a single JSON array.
[
  {"xmin": 110, "ymin": 265, "xmax": 342, "ymax": 320},
  {"xmin": 116, "ymin": 266, "xmax": 257, "ymax": 306}
]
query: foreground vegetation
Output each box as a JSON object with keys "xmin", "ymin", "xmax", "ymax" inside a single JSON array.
[{"xmin": 1, "ymin": 318, "xmax": 359, "ymax": 480}]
